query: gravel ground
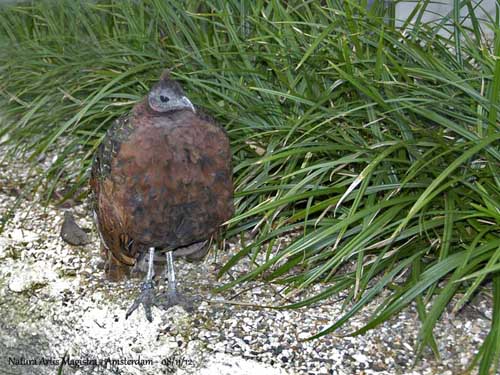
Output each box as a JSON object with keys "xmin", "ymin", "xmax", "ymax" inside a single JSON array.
[{"xmin": 0, "ymin": 152, "xmax": 495, "ymax": 375}]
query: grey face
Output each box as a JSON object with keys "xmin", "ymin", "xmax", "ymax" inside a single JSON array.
[{"xmin": 147, "ymin": 80, "xmax": 195, "ymax": 113}]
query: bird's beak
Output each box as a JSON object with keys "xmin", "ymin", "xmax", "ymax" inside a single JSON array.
[{"xmin": 181, "ymin": 96, "xmax": 196, "ymax": 113}]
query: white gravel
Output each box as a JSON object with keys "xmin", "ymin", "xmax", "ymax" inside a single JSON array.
[{"xmin": 0, "ymin": 151, "xmax": 494, "ymax": 375}]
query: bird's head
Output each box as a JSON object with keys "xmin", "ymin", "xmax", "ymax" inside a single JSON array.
[{"xmin": 147, "ymin": 70, "xmax": 195, "ymax": 114}]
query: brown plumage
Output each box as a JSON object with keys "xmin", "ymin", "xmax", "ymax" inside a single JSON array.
[{"xmin": 90, "ymin": 70, "xmax": 233, "ymax": 320}]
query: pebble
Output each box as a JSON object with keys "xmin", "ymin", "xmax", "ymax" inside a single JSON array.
[
  {"xmin": 9, "ymin": 228, "xmax": 40, "ymax": 243},
  {"xmin": 297, "ymin": 332, "xmax": 309, "ymax": 340},
  {"xmin": 352, "ymin": 353, "xmax": 369, "ymax": 364},
  {"xmin": 7, "ymin": 261, "xmax": 57, "ymax": 293}
]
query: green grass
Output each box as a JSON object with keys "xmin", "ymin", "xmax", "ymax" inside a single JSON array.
[{"xmin": 0, "ymin": 0, "xmax": 499, "ymax": 372}]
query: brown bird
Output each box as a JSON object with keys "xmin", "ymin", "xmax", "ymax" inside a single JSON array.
[{"xmin": 90, "ymin": 70, "xmax": 233, "ymax": 321}]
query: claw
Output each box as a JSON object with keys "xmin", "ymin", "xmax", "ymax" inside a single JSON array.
[
  {"xmin": 125, "ymin": 280, "xmax": 156, "ymax": 322},
  {"xmin": 156, "ymin": 289, "xmax": 199, "ymax": 312}
]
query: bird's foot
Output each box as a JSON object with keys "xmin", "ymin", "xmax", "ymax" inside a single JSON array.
[
  {"xmin": 125, "ymin": 280, "xmax": 157, "ymax": 322},
  {"xmin": 156, "ymin": 289, "xmax": 198, "ymax": 313}
]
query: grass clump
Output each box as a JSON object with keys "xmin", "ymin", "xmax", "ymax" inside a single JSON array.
[{"xmin": 0, "ymin": 0, "xmax": 499, "ymax": 372}]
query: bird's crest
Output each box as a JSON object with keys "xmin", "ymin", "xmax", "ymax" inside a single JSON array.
[{"xmin": 160, "ymin": 69, "xmax": 171, "ymax": 82}]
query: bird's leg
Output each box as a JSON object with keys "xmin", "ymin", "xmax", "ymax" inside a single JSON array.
[
  {"xmin": 157, "ymin": 250, "xmax": 195, "ymax": 312},
  {"xmin": 126, "ymin": 247, "xmax": 156, "ymax": 322},
  {"xmin": 166, "ymin": 250, "xmax": 177, "ymax": 293}
]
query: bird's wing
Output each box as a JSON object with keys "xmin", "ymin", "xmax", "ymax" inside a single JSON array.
[
  {"xmin": 91, "ymin": 115, "xmax": 135, "ymax": 183},
  {"xmin": 90, "ymin": 115, "xmax": 138, "ymax": 266}
]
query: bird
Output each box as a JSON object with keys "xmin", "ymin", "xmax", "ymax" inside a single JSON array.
[{"xmin": 89, "ymin": 70, "xmax": 234, "ymax": 321}]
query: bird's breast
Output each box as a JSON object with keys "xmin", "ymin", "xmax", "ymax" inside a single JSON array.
[{"xmin": 104, "ymin": 110, "xmax": 233, "ymax": 246}]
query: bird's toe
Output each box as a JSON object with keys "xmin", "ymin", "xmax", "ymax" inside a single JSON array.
[
  {"xmin": 125, "ymin": 280, "xmax": 156, "ymax": 321},
  {"xmin": 156, "ymin": 290, "xmax": 198, "ymax": 313}
]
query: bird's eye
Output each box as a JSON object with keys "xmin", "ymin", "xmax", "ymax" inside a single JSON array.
[{"xmin": 160, "ymin": 95, "xmax": 170, "ymax": 103}]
